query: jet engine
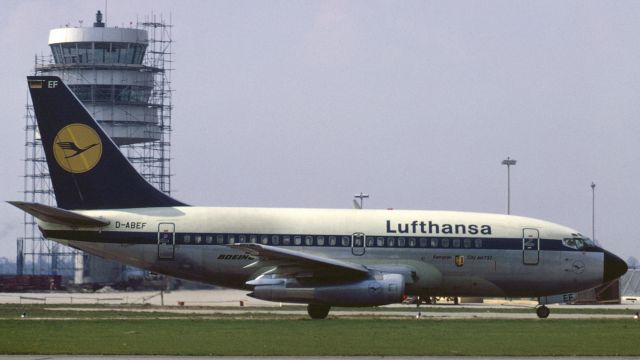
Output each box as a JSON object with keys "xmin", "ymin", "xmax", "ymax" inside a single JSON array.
[{"xmin": 249, "ymin": 273, "xmax": 405, "ymax": 306}]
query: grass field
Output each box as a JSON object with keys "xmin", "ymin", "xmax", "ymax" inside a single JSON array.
[
  {"xmin": 1, "ymin": 319, "xmax": 639, "ymax": 355},
  {"xmin": 0, "ymin": 305, "xmax": 639, "ymax": 355}
]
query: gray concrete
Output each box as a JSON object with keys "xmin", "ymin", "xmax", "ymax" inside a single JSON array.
[
  {"xmin": 17, "ymin": 306, "xmax": 634, "ymax": 320},
  {"xmin": 3, "ymin": 289, "xmax": 640, "ymax": 321},
  {"xmin": 2, "ymin": 289, "xmax": 640, "ymax": 309},
  {"xmin": 0, "ymin": 289, "xmax": 276, "ymax": 307}
]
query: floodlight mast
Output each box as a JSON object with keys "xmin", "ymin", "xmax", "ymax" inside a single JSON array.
[
  {"xmin": 501, "ymin": 157, "xmax": 517, "ymax": 215},
  {"xmin": 591, "ymin": 182, "xmax": 596, "ymax": 241}
]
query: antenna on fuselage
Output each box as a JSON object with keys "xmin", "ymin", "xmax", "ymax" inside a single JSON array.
[{"xmin": 354, "ymin": 192, "xmax": 369, "ymax": 209}]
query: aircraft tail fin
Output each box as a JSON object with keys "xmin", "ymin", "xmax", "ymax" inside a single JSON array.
[{"xmin": 27, "ymin": 76, "xmax": 186, "ymax": 210}]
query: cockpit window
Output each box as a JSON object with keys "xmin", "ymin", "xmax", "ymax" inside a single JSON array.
[{"xmin": 562, "ymin": 236, "xmax": 595, "ymax": 250}]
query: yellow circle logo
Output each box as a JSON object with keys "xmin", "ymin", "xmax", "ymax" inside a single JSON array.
[{"xmin": 53, "ymin": 124, "xmax": 102, "ymax": 173}]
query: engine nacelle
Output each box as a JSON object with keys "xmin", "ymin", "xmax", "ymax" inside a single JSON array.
[{"xmin": 249, "ymin": 273, "xmax": 405, "ymax": 306}]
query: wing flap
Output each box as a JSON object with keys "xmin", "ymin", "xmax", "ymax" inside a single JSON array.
[
  {"xmin": 228, "ymin": 243, "xmax": 370, "ymax": 278},
  {"xmin": 8, "ymin": 201, "xmax": 109, "ymax": 227}
]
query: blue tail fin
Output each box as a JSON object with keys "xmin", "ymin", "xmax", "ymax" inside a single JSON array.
[{"xmin": 28, "ymin": 76, "xmax": 186, "ymax": 210}]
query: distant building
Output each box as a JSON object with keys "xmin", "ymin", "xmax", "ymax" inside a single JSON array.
[
  {"xmin": 573, "ymin": 280, "xmax": 621, "ymax": 304},
  {"xmin": 621, "ymin": 269, "xmax": 640, "ymax": 298},
  {"xmin": 0, "ymin": 257, "xmax": 16, "ymax": 275}
]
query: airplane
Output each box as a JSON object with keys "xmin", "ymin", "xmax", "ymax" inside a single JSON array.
[{"xmin": 11, "ymin": 76, "xmax": 628, "ymax": 319}]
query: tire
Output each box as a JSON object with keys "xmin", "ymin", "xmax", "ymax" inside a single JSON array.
[
  {"xmin": 307, "ymin": 304, "xmax": 331, "ymax": 319},
  {"xmin": 536, "ymin": 305, "xmax": 550, "ymax": 319}
]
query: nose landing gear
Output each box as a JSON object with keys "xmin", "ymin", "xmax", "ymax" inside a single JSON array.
[{"xmin": 535, "ymin": 305, "xmax": 550, "ymax": 318}]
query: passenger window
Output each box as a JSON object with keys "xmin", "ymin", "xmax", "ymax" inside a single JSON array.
[
  {"xmin": 408, "ymin": 237, "xmax": 416, "ymax": 247},
  {"xmin": 249, "ymin": 234, "xmax": 258, "ymax": 243},
  {"xmin": 397, "ymin": 237, "xmax": 406, "ymax": 247},
  {"xmin": 366, "ymin": 237, "xmax": 374, "ymax": 247},
  {"xmin": 463, "ymin": 238, "xmax": 471, "ymax": 248},
  {"xmin": 441, "ymin": 238, "xmax": 450, "ymax": 248},
  {"xmin": 271, "ymin": 235, "xmax": 280, "ymax": 245},
  {"xmin": 205, "ymin": 235, "xmax": 213, "ymax": 244},
  {"xmin": 195, "ymin": 235, "xmax": 202, "ymax": 244},
  {"xmin": 377, "ymin": 237, "xmax": 385, "ymax": 247},
  {"xmin": 329, "ymin": 236, "xmax": 337, "ymax": 246},
  {"xmin": 419, "ymin": 238, "xmax": 428, "ymax": 247},
  {"xmin": 238, "ymin": 235, "xmax": 247, "ymax": 243},
  {"xmin": 294, "ymin": 236, "xmax": 302, "ymax": 245},
  {"xmin": 216, "ymin": 235, "xmax": 224, "ymax": 244},
  {"xmin": 228, "ymin": 235, "xmax": 235, "ymax": 244},
  {"xmin": 260, "ymin": 235, "xmax": 269, "ymax": 245},
  {"xmin": 341, "ymin": 236, "xmax": 350, "ymax": 246},
  {"xmin": 474, "ymin": 239, "xmax": 482, "ymax": 248},
  {"xmin": 282, "ymin": 236, "xmax": 291, "ymax": 245},
  {"xmin": 317, "ymin": 236, "xmax": 325, "ymax": 246},
  {"xmin": 305, "ymin": 236, "xmax": 314, "ymax": 246},
  {"xmin": 184, "ymin": 235, "xmax": 191, "ymax": 244},
  {"xmin": 430, "ymin": 238, "xmax": 438, "ymax": 248},
  {"xmin": 452, "ymin": 238, "xmax": 460, "ymax": 248},
  {"xmin": 387, "ymin": 237, "xmax": 395, "ymax": 247}
]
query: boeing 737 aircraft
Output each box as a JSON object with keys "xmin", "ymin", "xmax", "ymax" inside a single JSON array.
[{"xmin": 11, "ymin": 76, "xmax": 627, "ymax": 319}]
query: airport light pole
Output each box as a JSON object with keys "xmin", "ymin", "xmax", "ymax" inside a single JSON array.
[
  {"xmin": 591, "ymin": 182, "xmax": 596, "ymax": 241},
  {"xmin": 354, "ymin": 192, "xmax": 369, "ymax": 209},
  {"xmin": 501, "ymin": 157, "xmax": 517, "ymax": 215}
]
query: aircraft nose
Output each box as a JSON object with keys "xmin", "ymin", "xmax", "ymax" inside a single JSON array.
[{"xmin": 603, "ymin": 249, "xmax": 628, "ymax": 282}]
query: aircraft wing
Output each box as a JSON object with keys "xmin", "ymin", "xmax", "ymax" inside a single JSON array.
[
  {"xmin": 8, "ymin": 201, "xmax": 110, "ymax": 228},
  {"xmin": 228, "ymin": 243, "xmax": 369, "ymax": 280}
]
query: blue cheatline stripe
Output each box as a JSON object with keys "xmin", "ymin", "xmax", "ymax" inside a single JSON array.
[{"xmin": 41, "ymin": 229, "xmax": 600, "ymax": 252}]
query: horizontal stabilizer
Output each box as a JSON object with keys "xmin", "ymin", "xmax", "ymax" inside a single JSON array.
[{"xmin": 8, "ymin": 201, "xmax": 109, "ymax": 227}]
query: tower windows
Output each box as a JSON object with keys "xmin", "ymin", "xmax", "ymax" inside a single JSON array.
[{"xmin": 50, "ymin": 42, "xmax": 147, "ymax": 65}]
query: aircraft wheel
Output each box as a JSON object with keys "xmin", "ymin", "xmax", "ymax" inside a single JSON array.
[
  {"xmin": 307, "ymin": 304, "xmax": 331, "ymax": 319},
  {"xmin": 536, "ymin": 305, "xmax": 550, "ymax": 319}
]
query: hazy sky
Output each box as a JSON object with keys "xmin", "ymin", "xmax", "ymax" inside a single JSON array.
[{"xmin": 1, "ymin": 1, "xmax": 639, "ymax": 261}]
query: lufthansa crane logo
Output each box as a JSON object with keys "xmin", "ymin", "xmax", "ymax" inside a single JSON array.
[{"xmin": 53, "ymin": 124, "xmax": 102, "ymax": 173}]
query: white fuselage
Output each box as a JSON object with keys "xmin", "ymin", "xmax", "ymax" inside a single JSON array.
[{"xmin": 39, "ymin": 207, "xmax": 605, "ymax": 298}]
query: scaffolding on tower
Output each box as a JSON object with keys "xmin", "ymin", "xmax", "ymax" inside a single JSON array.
[
  {"xmin": 17, "ymin": 13, "xmax": 174, "ymax": 284},
  {"xmin": 125, "ymin": 14, "xmax": 173, "ymax": 194}
]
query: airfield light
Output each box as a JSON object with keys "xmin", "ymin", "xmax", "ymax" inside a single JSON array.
[{"xmin": 501, "ymin": 157, "xmax": 517, "ymax": 214}]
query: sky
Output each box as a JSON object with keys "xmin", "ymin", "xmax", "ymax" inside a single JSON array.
[{"xmin": 0, "ymin": 1, "xmax": 639, "ymax": 262}]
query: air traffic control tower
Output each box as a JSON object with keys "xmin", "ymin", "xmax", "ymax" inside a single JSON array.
[
  {"xmin": 19, "ymin": 11, "xmax": 173, "ymax": 284},
  {"xmin": 45, "ymin": 11, "xmax": 160, "ymax": 144}
]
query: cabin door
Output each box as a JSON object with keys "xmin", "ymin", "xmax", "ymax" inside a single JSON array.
[
  {"xmin": 158, "ymin": 223, "xmax": 175, "ymax": 260},
  {"xmin": 522, "ymin": 228, "xmax": 540, "ymax": 265},
  {"xmin": 351, "ymin": 233, "xmax": 366, "ymax": 256}
]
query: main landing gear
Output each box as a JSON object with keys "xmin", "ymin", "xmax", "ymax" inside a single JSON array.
[
  {"xmin": 535, "ymin": 305, "xmax": 550, "ymax": 319},
  {"xmin": 307, "ymin": 304, "xmax": 331, "ymax": 319}
]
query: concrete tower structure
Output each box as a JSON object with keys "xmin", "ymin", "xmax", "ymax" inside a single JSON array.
[
  {"xmin": 18, "ymin": 11, "xmax": 173, "ymax": 284},
  {"xmin": 45, "ymin": 11, "xmax": 160, "ymax": 145}
]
